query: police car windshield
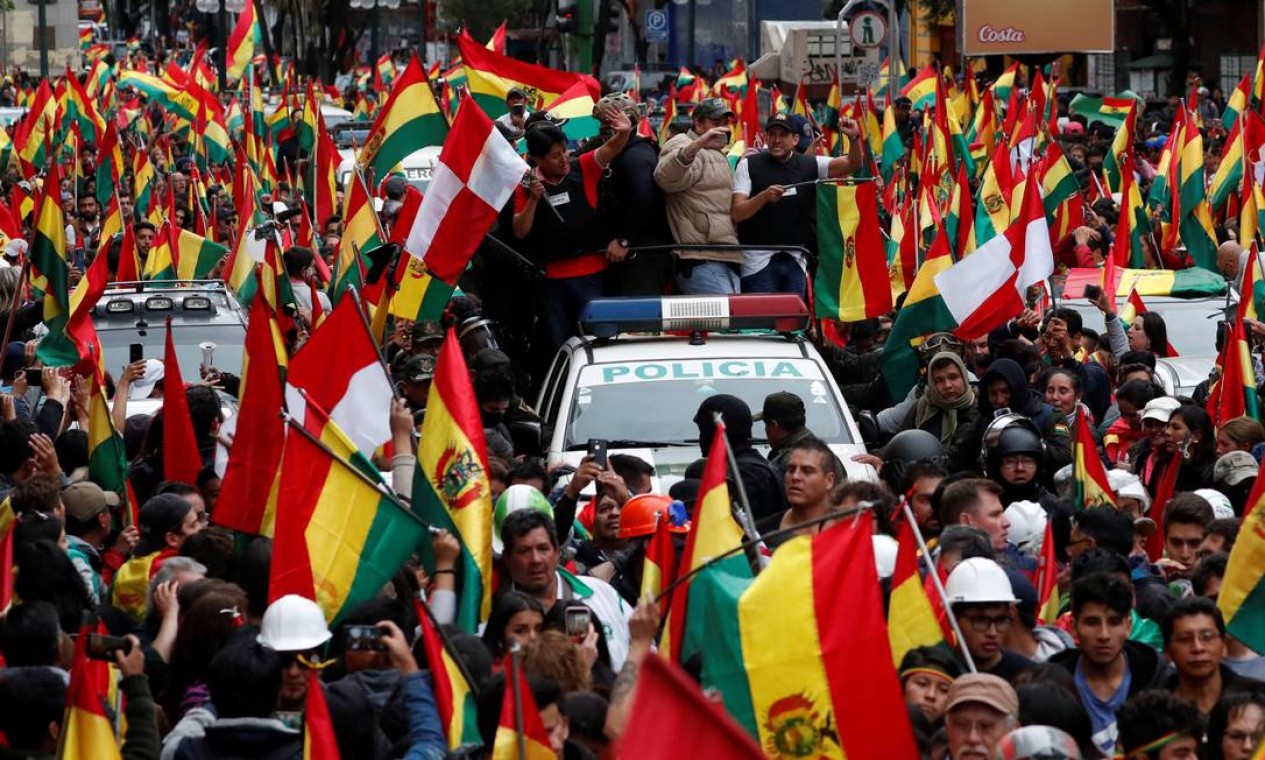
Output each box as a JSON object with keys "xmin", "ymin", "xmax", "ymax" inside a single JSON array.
[{"xmin": 566, "ymin": 358, "xmax": 853, "ymax": 448}]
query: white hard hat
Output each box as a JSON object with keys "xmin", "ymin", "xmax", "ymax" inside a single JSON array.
[
  {"xmin": 872, "ymin": 534, "xmax": 898, "ymax": 579},
  {"xmin": 1194, "ymin": 489, "xmax": 1236, "ymax": 520},
  {"xmin": 1003, "ymin": 501, "xmax": 1046, "ymax": 556},
  {"xmin": 258, "ymin": 594, "xmax": 331, "ymax": 652},
  {"xmin": 1108, "ymin": 469, "xmax": 1151, "ymax": 510},
  {"xmin": 945, "ymin": 557, "xmax": 1018, "ymax": 605}
]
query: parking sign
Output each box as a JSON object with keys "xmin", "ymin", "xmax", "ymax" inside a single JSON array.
[{"xmin": 645, "ymin": 9, "xmax": 668, "ymax": 43}]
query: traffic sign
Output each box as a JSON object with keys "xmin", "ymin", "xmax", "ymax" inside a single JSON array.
[
  {"xmin": 645, "ymin": 9, "xmax": 668, "ymax": 43},
  {"xmin": 850, "ymin": 10, "xmax": 886, "ymax": 49}
]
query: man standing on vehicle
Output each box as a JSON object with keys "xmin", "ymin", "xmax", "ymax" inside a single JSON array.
[
  {"xmin": 512, "ymin": 104, "xmax": 632, "ymax": 363},
  {"xmin": 731, "ymin": 113, "xmax": 861, "ymax": 296},
  {"xmin": 594, "ymin": 93, "xmax": 674, "ymax": 297},
  {"xmin": 654, "ymin": 98, "xmax": 745, "ymax": 295}
]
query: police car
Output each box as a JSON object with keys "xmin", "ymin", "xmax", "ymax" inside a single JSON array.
[{"xmin": 538, "ymin": 294, "xmax": 876, "ymax": 492}]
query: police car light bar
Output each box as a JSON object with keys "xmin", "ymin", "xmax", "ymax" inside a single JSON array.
[{"xmin": 580, "ymin": 295, "xmax": 810, "ymax": 338}]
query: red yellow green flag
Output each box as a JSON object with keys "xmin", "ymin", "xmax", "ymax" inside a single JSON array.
[
  {"xmin": 692, "ymin": 512, "xmax": 920, "ymax": 757},
  {"xmin": 414, "ymin": 598, "xmax": 481, "ymax": 749},
  {"xmin": 1073, "ymin": 411, "xmax": 1116, "ymax": 510},
  {"xmin": 661, "ymin": 422, "xmax": 751, "ymax": 663},
  {"xmin": 1036, "ymin": 521, "xmax": 1061, "ymax": 624},
  {"xmin": 270, "ymin": 399, "xmax": 426, "ymax": 624},
  {"xmin": 60, "ymin": 622, "xmax": 122, "ymax": 759},
  {"xmin": 814, "ymin": 181, "xmax": 892, "ymax": 321},
  {"xmin": 491, "ymin": 655, "xmax": 554, "ymax": 760},
  {"xmin": 162, "ymin": 317, "xmax": 204, "ymax": 484},
  {"xmin": 413, "ymin": 329, "xmax": 495, "ymax": 632},
  {"xmin": 887, "ymin": 517, "xmax": 944, "ymax": 665},
  {"xmin": 30, "ymin": 154, "xmax": 69, "ymax": 356},
  {"xmin": 359, "ymin": 54, "xmax": 449, "ymax": 184},
  {"xmin": 1207, "ymin": 318, "xmax": 1260, "ymax": 429},
  {"xmin": 303, "ymin": 669, "xmax": 339, "ymax": 760},
  {"xmin": 640, "ymin": 512, "xmax": 679, "ymax": 617},
  {"xmin": 1219, "ymin": 455, "xmax": 1265, "ymax": 654}
]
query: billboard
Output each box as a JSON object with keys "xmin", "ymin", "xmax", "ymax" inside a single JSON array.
[{"xmin": 961, "ymin": 0, "xmax": 1115, "ymax": 56}]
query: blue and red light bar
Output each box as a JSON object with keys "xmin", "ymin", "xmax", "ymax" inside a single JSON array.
[{"xmin": 579, "ymin": 295, "xmax": 810, "ymax": 339}]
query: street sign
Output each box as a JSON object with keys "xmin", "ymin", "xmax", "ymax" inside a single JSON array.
[
  {"xmin": 850, "ymin": 11, "xmax": 885, "ymax": 49},
  {"xmin": 645, "ymin": 9, "xmax": 668, "ymax": 43}
]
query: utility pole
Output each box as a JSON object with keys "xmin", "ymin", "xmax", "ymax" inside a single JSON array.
[{"xmin": 37, "ymin": 0, "xmax": 48, "ymax": 80}]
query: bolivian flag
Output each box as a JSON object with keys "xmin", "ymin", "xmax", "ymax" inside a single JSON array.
[
  {"xmin": 1220, "ymin": 455, "xmax": 1265, "ymax": 654},
  {"xmin": 30, "ymin": 157, "xmax": 69, "ymax": 352},
  {"xmin": 1036, "ymin": 521, "xmax": 1060, "ymax": 624},
  {"xmin": 359, "ymin": 54, "xmax": 448, "ymax": 185},
  {"xmin": 815, "ymin": 181, "xmax": 892, "ymax": 322},
  {"xmin": 899, "ymin": 66, "xmax": 937, "ymax": 111},
  {"xmin": 413, "ymin": 329, "xmax": 495, "ymax": 633},
  {"xmin": 87, "ymin": 364, "xmax": 128, "ymax": 501},
  {"xmin": 693, "ymin": 512, "xmax": 919, "ymax": 757},
  {"xmin": 60, "ymin": 621, "xmax": 122, "ymax": 760},
  {"xmin": 37, "ymin": 231, "xmax": 110, "ymax": 369},
  {"xmin": 1210, "ymin": 117, "xmax": 1245, "ymax": 210},
  {"xmin": 270, "ymin": 402, "xmax": 426, "ymax": 624},
  {"xmin": 332, "ymin": 169, "xmax": 383, "ymax": 303},
  {"xmin": 661, "ymin": 422, "xmax": 751, "ymax": 663},
  {"xmin": 887, "ymin": 517, "xmax": 944, "ymax": 666},
  {"xmin": 1207, "ymin": 318, "xmax": 1260, "ymax": 428},
  {"xmin": 1073, "ymin": 411, "xmax": 1115, "ymax": 510},
  {"xmin": 640, "ymin": 512, "xmax": 678, "ymax": 617},
  {"xmin": 457, "ymin": 33, "xmax": 595, "ymax": 118},
  {"xmin": 1224, "ymin": 72, "xmax": 1251, "ymax": 131},
  {"xmin": 416, "ymin": 598, "xmax": 481, "ymax": 749},
  {"xmin": 492, "ymin": 656, "xmax": 554, "ymax": 760},
  {"xmin": 1176, "ymin": 120, "xmax": 1220, "ymax": 272},
  {"xmin": 543, "ymin": 80, "xmax": 600, "ymax": 141}
]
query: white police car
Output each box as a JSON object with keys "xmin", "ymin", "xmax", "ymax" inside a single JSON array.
[{"xmin": 537, "ymin": 294, "xmax": 876, "ymax": 492}]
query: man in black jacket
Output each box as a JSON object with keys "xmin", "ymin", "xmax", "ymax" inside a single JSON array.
[
  {"xmin": 595, "ymin": 92, "xmax": 674, "ymax": 297},
  {"xmin": 686, "ymin": 394, "xmax": 786, "ymax": 523},
  {"xmin": 1050, "ymin": 573, "xmax": 1164, "ymax": 756}
]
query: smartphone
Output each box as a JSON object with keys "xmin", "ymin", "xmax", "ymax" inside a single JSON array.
[
  {"xmin": 73, "ymin": 248, "xmax": 86, "ymax": 271},
  {"xmin": 587, "ymin": 438, "xmax": 608, "ymax": 469},
  {"xmin": 1084, "ymin": 284, "xmax": 1102, "ymax": 301},
  {"xmin": 129, "ymin": 343, "xmax": 144, "ymax": 365},
  {"xmin": 86, "ymin": 633, "xmax": 133, "ymax": 661},
  {"xmin": 564, "ymin": 607, "xmax": 591, "ymax": 639},
  {"xmin": 345, "ymin": 624, "xmax": 386, "ymax": 652},
  {"xmin": 24, "ymin": 368, "xmax": 42, "ymax": 389}
]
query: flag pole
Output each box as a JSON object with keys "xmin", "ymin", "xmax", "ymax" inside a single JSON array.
[
  {"xmin": 713, "ymin": 412, "xmax": 763, "ymax": 575},
  {"xmin": 509, "ymin": 642, "xmax": 528, "ymax": 760},
  {"xmin": 901, "ymin": 500, "xmax": 976, "ymax": 673},
  {"xmin": 0, "ymin": 257, "xmax": 31, "ymax": 354}
]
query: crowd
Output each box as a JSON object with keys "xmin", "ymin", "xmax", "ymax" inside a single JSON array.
[{"xmin": 3, "ymin": 41, "xmax": 1265, "ymax": 760}]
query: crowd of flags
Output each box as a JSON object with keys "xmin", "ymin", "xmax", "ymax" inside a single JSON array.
[{"xmin": 19, "ymin": 13, "xmax": 1265, "ymax": 754}]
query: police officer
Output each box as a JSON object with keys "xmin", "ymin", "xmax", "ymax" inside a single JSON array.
[
  {"xmin": 396, "ymin": 354, "xmax": 435, "ymax": 428},
  {"xmin": 730, "ymin": 113, "xmax": 862, "ymax": 297}
]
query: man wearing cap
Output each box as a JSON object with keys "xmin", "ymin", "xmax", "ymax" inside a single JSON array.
[
  {"xmin": 945, "ymin": 557, "xmax": 1034, "ymax": 683},
  {"xmin": 1136, "ymin": 396, "xmax": 1182, "ymax": 492},
  {"xmin": 654, "ymin": 98, "xmax": 745, "ymax": 295},
  {"xmin": 1214, "ymin": 449, "xmax": 1258, "ymax": 513},
  {"xmin": 513, "ymin": 104, "xmax": 632, "ymax": 361},
  {"xmin": 64, "ymin": 481, "xmax": 138, "ymax": 604},
  {"xmin": 396, "ymin": 353, "xmax": 434, "ymax": 427},
  {"xmin": 496, "ymin": 87, "xmax": 532, "ymax": 130},
  {"xmin": 943, "ymin": 673, "xmax": 1019, "ymax": 760},
  {"xmin": 758, "ymin": 391, "xmax": 845, "ymax": 483},
  {"xmin": 730, "ymin": 112, "xmax": 860, "ymax": 297},
  {"xmin": 111, "ymin": 493, "xmax": 203, "ymax": 619},
  {"xmin": 409, "ymin": 320, "xmax": 444, "ymax": 358},
  {"xmin": 593, "ymin": 92, "xmax": 674, "ymax": 297}
]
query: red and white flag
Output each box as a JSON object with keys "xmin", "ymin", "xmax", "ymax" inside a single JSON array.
[
  {"xmin": 284, "ymin": 297, "xmax": 394, "ymax": 456},
  {"xmin": 402, "ymin": 92, "xmax": 528, "ymax": 284},
  {"xmin": 934, "ymin": 173, "xmax": 1054, "ymax": 339}
]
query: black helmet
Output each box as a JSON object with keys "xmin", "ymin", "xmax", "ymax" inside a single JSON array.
[
  {"xmin": 981, "ymin": 414, "xmax": 1044, "ymax": 475},
  {"xmin": 881, "ymin": 429, "xmax": 948, "ymax": 492}
]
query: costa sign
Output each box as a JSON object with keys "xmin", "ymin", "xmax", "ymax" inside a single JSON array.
[{"xmin": 962, "ymin": 0, "xmax": 1114, "ymax": 55}]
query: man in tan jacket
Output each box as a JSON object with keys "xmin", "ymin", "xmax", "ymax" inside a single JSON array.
[{"xmin": 653, "ymin": 98, "xmax": 744, "ymax": 294}]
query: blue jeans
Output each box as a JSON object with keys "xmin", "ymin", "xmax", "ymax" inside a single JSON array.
[
  {"xmin": 540, "ymin": 273, "xmax": 604, "ymax": 355},
  {"xmin": 675, "ymin": 260, "xmax": 740, "ymax": 295},
  {"xmin": 740, "ymin": 252, "xmax": 807, "ymax": 297}
]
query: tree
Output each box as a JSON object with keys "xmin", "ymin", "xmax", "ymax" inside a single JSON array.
[{"xmin": 437, "ymin": 0, "xmax": 533, "ymax": 40}]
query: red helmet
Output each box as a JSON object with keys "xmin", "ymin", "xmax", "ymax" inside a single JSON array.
[{"xmin": 617, "ymin": 494, "xmax": 690, "ymax": 540}]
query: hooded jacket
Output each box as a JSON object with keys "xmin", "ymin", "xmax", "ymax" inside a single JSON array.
[{"xmin": 971, "ymin": 358, "xmax": 1072, "ymax": 477}]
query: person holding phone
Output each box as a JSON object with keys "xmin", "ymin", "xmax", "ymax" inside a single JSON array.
[
  {"xmin": 495, "ymin": 87, "xmax": 532, "ymax": 131},
  {"xmin": 654, "ymin": 97, "xmax": 746, "ymax": 295}
]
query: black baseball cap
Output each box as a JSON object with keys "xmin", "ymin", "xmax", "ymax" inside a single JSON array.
[
  {"xmin": 764, "ymin": 113, "xmax": 795, "ymax": 132},
  {"xmin": 753, "ymin": 392, "xmax": 805, "ymax": 424}
]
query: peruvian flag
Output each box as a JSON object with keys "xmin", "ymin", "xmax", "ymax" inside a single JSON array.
[
  {"xmin": 402, "ymin": 91, "xmax": 528, "ymax": 285},
  {"xmin": 934, "ymin": 173, "xmax": 1055, "ymax": 340}
]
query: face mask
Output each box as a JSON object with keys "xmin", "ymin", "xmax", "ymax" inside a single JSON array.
[
  {"xmin": 482, "ymin": 410, "xmax": 505, "ymax": 427},
  {"xmin": 510, "ymin": 103, "xmax": 526, "ymax": 116}
]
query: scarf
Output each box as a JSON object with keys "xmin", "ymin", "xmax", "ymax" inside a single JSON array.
[{"xmin": 914, "ymin": 352, "xmax": 976, "ymax": 443}]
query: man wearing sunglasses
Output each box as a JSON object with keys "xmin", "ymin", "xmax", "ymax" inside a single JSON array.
[{"xmin": 945, "ymin": 557, "xmax": 1033, "ymax": 685}]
